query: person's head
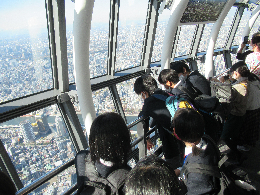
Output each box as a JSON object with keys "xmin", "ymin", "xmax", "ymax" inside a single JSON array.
[
  {"xmin": 134, "ymin": 75, "xmax": 158, "ymax": 98},
  {"xmin": 0, "ymin": 171, "xmax": 16, "ymax": 195},
  {"xmin": 125, "ymin": 155, "xmax": 181, "ymax": 195},
  {"xmin": 172, "ymin": 108, "xmax": 204, "ymax": 154},
  {"xmin": 170, "ymin": 61, "xmax": 191, "ymax": 77},
  {"xmin": 250, "ymin": 32, "xmax": 260, "ymax": 51},
  {"xmin": 158, "ymin": 69, "xmax": 179, "ymax": 89},
  {"xmin": 89, "ymin": 112, "xmax": 131, "ymax": 166},
  {"xmin": 230, "ymin": 61, "xmax": 250, "ymax": 79}
]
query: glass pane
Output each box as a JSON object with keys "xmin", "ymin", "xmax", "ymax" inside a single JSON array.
[
  {"xmin": 175, "ymin": 25, "xmax": 196, "ymax": 57},
  {"xmin": 249, "ymin": 15, "xmax": 260, "ymax": 38},
  {"xmin": 231, "ymin": 52, "xmax": 239, "ymax": 65},
  {"xmin": 66, "ymin": 0, "xmax": 75, "ymax": 83},
  {"xmin": 116, "ymin": 78, "xmax": 143, "ymax": 123},
  {"xmin": 92, "ymin": 87, "xmax": 115, "ymax": 115},
  {"xmin": 232, "ymin": 9, "xmax": 251, "ymax": 46},
  {"xmin": 89, "ymin": 0, "xmax": 110, "ymax": 78},
  {"xmin": 0, "ymin": 105, "xmax": 76, "ymax": 186},
  {"xmin": 30, "ymin": 165, "xmax": 76, "ymax": 194},
  {"xmin": 115, "ymin": 1, "xmax": 147, "ymax": 71},
  {"xmin": 151, "ymin": 9, "xmax": 171, "ymax": 62},
  {"xmin": 0, "ymin": 1, "xmax": 53, "ymax": 103},
  {"xmin": 198, "ymin": 23, "xmax": 214, "ymax": 52},
  {"xmin": 197, "ymin": 59, "xmax": 206, "ymax": 76},
  {"xmin": 215, "ymin": 7, "xmax": 237, "ymax": 49},
  {"xmin": 213, "ymin": 55, "xmax": 226, "ymax": 76}
]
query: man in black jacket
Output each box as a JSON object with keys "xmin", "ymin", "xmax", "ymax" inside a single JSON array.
[
  {"xmin": 134, "ymin": 75, "xmax": 181, "ymax": 169},
  {"xmin": 170, "ymin": 61, "xmax": 211, "ymax": 96}
]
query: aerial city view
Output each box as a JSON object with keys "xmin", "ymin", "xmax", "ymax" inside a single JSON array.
[{"xmin": 0, "ymin": 3, "xmax": 257, "ymax": 194}]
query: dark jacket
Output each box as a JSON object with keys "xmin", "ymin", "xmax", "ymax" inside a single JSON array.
[
  {"xmin": 182, "ymin": 138, "xmax": 219, "ymax": 195},
  {"xmin": 138, "ymin": 88, "xmax": 180, "ymax": 160},
  {"xmin": 181, "ymin": 70, "xmax": 211, "ymax": 96},
  {"xmin": 237, "ymin": 50, "xmax": 253, "ymax": 61}
]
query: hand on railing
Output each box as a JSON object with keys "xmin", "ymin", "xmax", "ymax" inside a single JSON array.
[{"xmin": 147, "ymin": 138, "xmax": 154, "ymax": 150}]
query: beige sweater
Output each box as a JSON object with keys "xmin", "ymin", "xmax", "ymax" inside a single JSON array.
[{"xmin": 230, "ymin": 78, "xmax": 248, "ymax": 116}]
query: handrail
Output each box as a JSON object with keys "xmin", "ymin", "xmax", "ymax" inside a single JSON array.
[
  {"xmin": 16, "ymin": 159, "xmax": 75, "ymax": 195},
  {"xmin": 127, "ymin": 115, "xmax": 146, "ymax": 129},
  {"xmin": 16, "ymin": 115, "xmax": 158, "ymax": 195},
  {"xmin": 61, "ymin": 183, "xmax": 78, "ymax": 195}
]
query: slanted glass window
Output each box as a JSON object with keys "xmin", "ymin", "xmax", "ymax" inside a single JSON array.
[
  {"xmin": 0, "ymin": 1, "xmax": 53, "ymax": 103},
  {"xmin": 232, "ymin": 9, "xmax": 251, "ymax": 46},
  {"xmin": 151, "ymin": 9, "xmax": 171, "ymax": 62},
  {"xmin": 66, "ymin": 0, "xmax": 75, "ymax": 83},
  {"xmin": 89, "ymin": 1, "xmax": 109, "ymax": 77},
  {"xmin": 116, "ymin": 78, "xmax": 143, "ymax": 123},
  {"xmin": 215, "ymin": 7, "xmax": 237, "ymax": 49},
  {"xmin": 249, "ymin": 15, "xmax": 260, "ymax": 38},
  {"xmin": 175, "ymin": 25, "xmax": 196, "ymax": 57},
  {"xmin": 116, "ymin": 1, "xmax": 147, "ymax": 71},
  {"xmin": 197, "ymin": 59, "xmax": 206, "ymax": 76},
  {"xmin": 30, "ymin": 166, "xmax": 76, "ymax": 194},
  {"xmin": 198, "ymin": 23, "xmax": 214, "ymax": 52},
  {"xmin": 92, "ymin": 87, "xmax": 115, "ymax": 115},
  {"xmin": 0, "ymin": 105, "xmax": 76, "ymax": 188}
]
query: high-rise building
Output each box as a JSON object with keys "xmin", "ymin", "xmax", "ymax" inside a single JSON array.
[
  {"xmin": 20, "ymin": 121, "xmax": 36, "ymax": 143},
  {"xmin": 55, "ymin": 116, "xmax": 67, "ymax": 137}
]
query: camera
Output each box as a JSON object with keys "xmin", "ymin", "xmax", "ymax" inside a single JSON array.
[{"xmin": 243, "ymin": 36, "xmax": 249, "ymax": 44}]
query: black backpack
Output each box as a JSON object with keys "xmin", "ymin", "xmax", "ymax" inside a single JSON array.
[
  {"xmin": 181, "ymin": 135, "xmax": 257, "ymax": 195},
  {"xmin": 75, "ymin": 150, "xmax": 129, "ymax": 195}
]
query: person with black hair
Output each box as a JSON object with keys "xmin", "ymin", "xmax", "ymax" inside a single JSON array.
[
  {"xmin": 158, "ymin": 69, "xmax": 180, "ymax": 91},
  {"xmin": 237, "ymin": 70, "xmax": 260, "ymax": 150},
  {"xmin": 134, "ymin": 75, "xmax": 182, "ymax": 169},
  {"xmin": 89, "ymin": 112, "xmax": 131, "ymax": 174},
  {"xmin": 172, "ymin": 108, "xmax": 220, "ymax": 195},
  {"xmin": 76, "ymin": 112, "xmax": 132, "ymax": 194},
  {"xmin": 245, "ymin": 33, "xmax": 260, "ymax": 78},
  {"xmin": 170, "ymin": 61, "xmax": 211, "ymax": 96},
  {"xmin": 219, "ymin": 61, "xmax": 249, "ymax": 155},
  {"xmin": 125, "ymin": 155, "xmax": 183, "ymax": 195}
]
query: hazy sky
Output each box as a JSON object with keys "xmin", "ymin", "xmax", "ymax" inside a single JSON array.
[{"xmin": 0, "ymin": 0, "xmax": 168, "ymax": 33}]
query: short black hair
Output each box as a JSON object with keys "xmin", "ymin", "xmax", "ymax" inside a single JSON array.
[
  {"xmin": 230, "ymin": 61, "xmax": 250, "ymax": 78},
  {"xmin": 170, "ymin": 61, "xmax": 190, "ymax": 74},
  {"xmin": 172, "ymin": 108, "xmax": 204, "ymax": 143},
  {"xmin": 251, "ymin": 32, "xmax": 260, "ymax": 44},
  {"xmin": 89, "ymin": 112, "xmax": 131, "ymax": 166},
  {"xmin": 125, "ymin": 155, "xmax": 181, "ymax": 195},
  {"xmin": 158, "ymin": 69, "xmax": 179, "ymax": 85},
  {"xmin": 134, "ymin": 75, "xmax": 158, "ymax": 96}
]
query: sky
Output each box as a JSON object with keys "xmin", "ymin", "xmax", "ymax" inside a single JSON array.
[{"xmin": 0, "ymin": 0, "xmax": 166, "ymax": 34}]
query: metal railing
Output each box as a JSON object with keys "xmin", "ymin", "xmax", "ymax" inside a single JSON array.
[{"xmin": 15, "ymin": 115, "xmax": 162, "ymax": 195}]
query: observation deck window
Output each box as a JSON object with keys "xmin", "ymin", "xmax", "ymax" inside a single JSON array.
[
  {"xmin": 198, "ymin": 23, "xmax": 214, "ymax": 52},
  {"xmin": 151, "ymin": 9, "xmax": 171, "ymax": 63},
  {"xmin": 0, "ymin": 1, "xmax": 53, "ymax": 103},
  {"xmin": 0, "ymin": 104, "xmax": 76, "ymax": 190},
  {"xmin": 233, "ymin": 8, "xmax": 251, "ymax": 46},
  {"xmin": 115, "ymin": 1, "xmax": 147, "ymax": 71},
  {"xmin": 215, "ymin": 6, "xmax": 237, "ymax": 49},
  {"xmin": 175, "ymin": 25, "xmax": 196, "ymax": 57}
]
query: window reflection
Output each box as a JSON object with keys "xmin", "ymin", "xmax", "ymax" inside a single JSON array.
[
  {"xmin": 0, "ymin": 105, "xmax": 75, "ymax": 188},
  {"xmin": 0, "ymin": 1, "xmax": 53, "ymax": 103}
]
